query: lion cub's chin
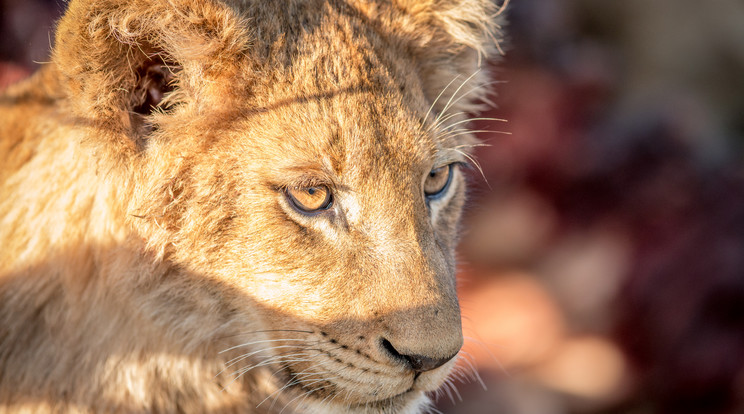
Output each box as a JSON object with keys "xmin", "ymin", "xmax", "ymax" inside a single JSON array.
[
  {"xmin": 279, "ymin": 357, "xmax": 457, "ymax": 414},
  {"xmin": 295, "ymin": 393, "xmax": 424, "ymax": 414},
  {"xmin": 299, "ymin": 388, "xmax": 430, "ymax": 414}
]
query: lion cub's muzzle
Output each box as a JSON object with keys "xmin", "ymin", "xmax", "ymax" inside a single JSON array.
[
  {"xmin": 312, "ymin": 292, "xmax": 464, "ymax": 403},
  {"xmin": 263, "ymin": 293, "xmax": 464, "ymax": 406}
]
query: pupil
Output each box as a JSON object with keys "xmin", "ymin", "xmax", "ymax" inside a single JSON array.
[{"xmin": 308, "ymin": 188, "xmax": 316, "ymax": 195}]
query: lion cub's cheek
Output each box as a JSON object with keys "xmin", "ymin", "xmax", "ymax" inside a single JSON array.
[{"xmin": 242, "ymin": 274, "xmax": 329, "ymax": 317}]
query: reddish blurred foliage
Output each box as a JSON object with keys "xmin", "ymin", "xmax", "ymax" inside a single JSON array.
[
  {"xmin": 447, "ymin": 1, "xmax": 744, "ymax": 413},
  {"xmin": 0, "ymin": 62, "xmax": 29, "ymax": 89}
]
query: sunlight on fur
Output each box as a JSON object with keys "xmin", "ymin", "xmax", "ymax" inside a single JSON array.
[{"xmin": 0, "ymin": 0, "xmax": 506, "ymax": 412}]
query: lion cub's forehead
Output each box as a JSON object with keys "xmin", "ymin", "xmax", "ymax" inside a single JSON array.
[
  {"xmin": 236, "ymin": 0, "xmax": 428, "ymax": 112},
  {"xmin": 242, "ymin": 89, "xmax": 434, "ymax": 186},
  {"xmin": 229, "ymin": 1, "xmax": 450, "ymax": 180}
]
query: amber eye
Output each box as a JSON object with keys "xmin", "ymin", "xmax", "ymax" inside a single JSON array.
[
  {"xmin": 424, "ymin": 164, "xmax": 453, "ymax": 199},
  {"xmin": 286, "ymin": 185, "xmax": 333, "ymax": 213}
]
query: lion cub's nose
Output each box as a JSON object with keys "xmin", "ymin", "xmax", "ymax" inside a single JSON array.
[{"xmin": 380, "ymin": 338, "xmax": 458, "ymax": 373}]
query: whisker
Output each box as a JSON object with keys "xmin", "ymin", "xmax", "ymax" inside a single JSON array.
[
  {"xmin": 296, "ymin": 380, "xmax": 339, "ymax": 413},
  {"xmin": 452, "ymin": 142, "xmax": 493, "ymax": 149},
  {"xmin": 432, "ymin": 385, "xmax": 444, "ymax": 402},
  {"xmin": 449, "ymin": 378, "xmax": 463, "ymax": 402},
  {"xmin": 438, "ymin": 128, "xmax": 509, "ymax": 143},
  {"xmin": 433, "ymin": 79, "xmax": 509, "ymax": 127},
  {"xmin": 280, "ymin": 383, "xmax": 332, "ymax": 414},
  {"xmin": 222, "ymin": 351, "xmax": 321, "ymax": 391},
  {"xmin": 464, "ymin": 335, "xmax": 505, "ymax": 373},
  {"xmin": 219, "ymin": 337, "xmax": 313, "ymax": 354},
  {"xmin": 424, "ymin": 74, "xmax": 465, "ymax": 128},
  {"xmin": 432, "ymin": 111, "xmax": 468, "ymax": 132},
  {"xmin": 435, "ymin": 70, "xmax": 482, "ymax": 126},
  {"xmin": 444, "ymin": 129, "xmax": 498, "ymax": 138},
  {"xmin": 436, "ymin": 81, "xmax": 497, "ymax": 125},
  {"xmin": 452, "ymin": 148, "xmax": 490, "ymax": 188},
  {"xmin": 264, "ymin": 366, "xmax": 329, "ymax": 407},
  {"xmin": 457, "ymin": 350, "xmax": 488, "ymax": 391},
  {"xmin": 426, "ymin": 404, "xmax": 444, "ymax": 414},
  {"xmin": 316, "ymin": 387, "xmax": 340, "ymax": 411},
  {"xmin": 261, "ymin": 372, "xmax": 338, "ymax": 409},
  {"xmin": 233, "ymin": 351, "xmax": 319, "ymax": 378},
  {"xmin": 449, "ymin": 128, "xmax": 511, "ymax": 138},
  {"xmin": 442, "ymin": 117, "xmax": 508, "ymax": 131},
  {"xmin": 450, "ymin": 365, "xmax": 472, "ymax": 384},
  {"xmin": 217, "ymin": 345, "xmax": 310, "ymax": 377},
  {"xmin": 441, "ymin": 379, "xmax": 457, "ymax": 405},
  {"xmin": 315, "ymin": 391, "xmax": 335, "ymax": 410},
  {"xmin": 215, "ymin": 329, "xmax": 314, "ymax": 341},
  {"xmin": 219, "ymin": 338, "xmax": 341, "ymax": 379}
]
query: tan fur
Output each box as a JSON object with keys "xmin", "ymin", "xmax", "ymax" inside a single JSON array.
[{"xmin": 0, "ymin": 0, "xmax": 503, "ymax": 412}]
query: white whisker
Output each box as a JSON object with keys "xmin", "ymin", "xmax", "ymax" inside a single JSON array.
[
  {"xmin": 449, "ymin": 378, "xmax": 463, "ymax": 402},
  {"xmin": 280, "ymin": 382, "xmax": 332, "ymax": 414},
  {"xmin": 219, "ymin": 337, "xmax": 313, "ymax": 354},
  {"xmin": 223, "ymin": 351, "xmax": 320, "ymax": 391},
  {"xmin": 442, "ymin": 117, "xmax": 508, "ymax": 131},
  {"xmin": 437, "ymin": 82, "xmax": 494, "ymax": 126},
  {"xmin": 452, "ymin": 148, "xmax": 489, "ymax": 188},
  {"xmin": 426, "ymin": 404, "xmax": 444, "ymax": 414},
  {"xmin": 452, "ymin": 142, "xmax": 493, "ymax": 150},
  {"xmin": 424, "ymin": 74, "xmax": 465, "ymax": 127},
  {"xmin": 432, "ymin": 111, "xmax": 468, "ymax": 132},
  {"xmin": 263, "ymin": 372, "xmax": 338, "ymax": 410},
  {"xmin": 463, "ymin": 335, "xmax": 506, "ymax": 374},
  {"xmin": 435, "ymin": 70, "xmax": 482, "ymax": 126},
  {"xmin": 457, "ymin": 350, "xmax": 488, "ymax": 391},
  {"xmin": 216, "ymin": 345, "xmax": 313, "ymax": 379}
]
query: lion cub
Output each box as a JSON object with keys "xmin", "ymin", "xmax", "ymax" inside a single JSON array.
[{"xmin": 0, "ymin": 0, "xmax": 501, "ymax": 412}]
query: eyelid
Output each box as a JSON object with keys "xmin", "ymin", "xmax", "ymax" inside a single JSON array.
[
  {"xmin": 443, "ymin": 161, "xmax": 471, "ymax": 177},
  {"xmin": 433, "ymin": 161, "xmax": 466, "ymax": 175},
  {"xmin": 430, "ymin": 161, "xmax": 467, "ymax": 176},
  {"xmin": 449, "ymin": 161, "xmax": 469, "ymax": 170},
  {"xmin": 269, "ymin": 164, "xmax": 338, "ymax": 190}
]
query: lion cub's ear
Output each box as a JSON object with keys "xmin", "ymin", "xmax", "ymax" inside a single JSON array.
[
  {"xmin": 52, "ymin": 0, "xmax": 250, "ymax": 149},
  {"xmin": 127, "ymin": 57, "xmax": 180, "ymax": 138},
  {"xmin": 392, "ymin": 0, "xmax": 507, "ymax": 115},
  {"xmin": 132, "ymin": 61, "xmax": 177, "ymax": 117}
]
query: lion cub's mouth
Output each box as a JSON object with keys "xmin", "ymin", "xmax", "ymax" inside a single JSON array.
[
  {"xmin": 277, "ymin": 352, "xmax": 416, "ymax": 405},
  {"xmin": 246, "ymin": 329, "xmax": 450, "ymax": 409}
]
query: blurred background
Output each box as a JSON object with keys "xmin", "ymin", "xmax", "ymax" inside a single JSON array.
[{"xmin": 2, "ymin": 0, "xmax": 743, "ymax": 413}]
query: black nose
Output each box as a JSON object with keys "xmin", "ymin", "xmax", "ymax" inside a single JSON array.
[{"xmin": 381, "ymin": 339, "xmax": 458, "ymax": 373}]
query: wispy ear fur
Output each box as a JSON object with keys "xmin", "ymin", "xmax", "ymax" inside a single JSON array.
[
  {"xmin": 53, "ymin": 0, "xmax": 252, "ymax": 154},
  {"xmin": 55, "ymin": 0, "xmax": 504, "ymax": 130},
  {"xmin": 387, "ymin": 0, "xmax": 507, "ymax": 114},
  {"xmin": 52, "ymin": 0, "xmax": 503, "ymax": 159}
]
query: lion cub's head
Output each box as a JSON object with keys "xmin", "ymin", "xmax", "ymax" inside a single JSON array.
[{"xmin": 52, "ymin": 0, "xmax": 501, "ymax": 411}]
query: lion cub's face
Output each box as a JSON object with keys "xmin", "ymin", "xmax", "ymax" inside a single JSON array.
[
  {"xmin": 217, "ymin": 80, "xmax": 467, "ymax": 409},
  {"xmin": 148, "ymin": 58, "xmax": 467, "ymax": 411},
  {"xmin": 54, "ymin": 0, "xmax": 497, "ymax": 411}
]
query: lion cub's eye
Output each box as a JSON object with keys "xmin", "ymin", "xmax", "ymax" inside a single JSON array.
[
  {"xmin": 424, "ymin": 164, "xmax": 453, "ymax": 199},
  {"xmin": 286, "ymin": 185, "xmax": 333, "ymax": 213}
]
